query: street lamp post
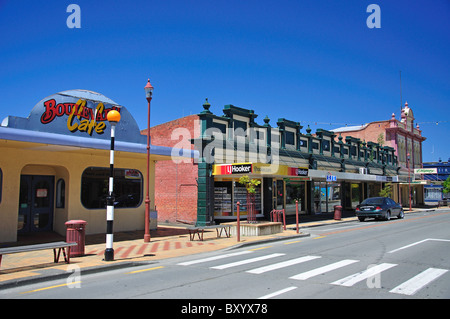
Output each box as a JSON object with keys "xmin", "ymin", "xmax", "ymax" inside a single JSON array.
[
  {"xmin": 407, "ymin": 152, "xmax": 412, "ymax": 212},
  {"xmin": 104, "ymin": 110, "xmax": 121, "ymax": 261},
  {"xmin": 144, "ymin": 79, "xmax": 154, "ymax": 243}
]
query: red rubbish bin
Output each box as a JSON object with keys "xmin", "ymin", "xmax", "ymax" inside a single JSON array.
[
  {"xmin": 65, "ymin": 220, "xmax": 87, "ymax": 257},
  {"xmin": 333, "ymin": 205, "xmax": 342, "ymax": 220}
]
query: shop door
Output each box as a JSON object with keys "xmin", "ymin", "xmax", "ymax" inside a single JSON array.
[
  {"xmin": 18, "ymin": 175, "xmax": 54, "ymax": 233},
  {"xmin": 273, "ymin": 179, "xmax": 285, "ymax": 210}
]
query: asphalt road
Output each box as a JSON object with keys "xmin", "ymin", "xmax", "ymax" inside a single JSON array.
[{"xmin": 2, "ymin": 209, "xmax": 450, "ymax": 303}]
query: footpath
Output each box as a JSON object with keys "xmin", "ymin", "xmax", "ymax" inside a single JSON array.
[{"xmin": 0, "ymin": 208, "xmax": 437, "ymax": 289}]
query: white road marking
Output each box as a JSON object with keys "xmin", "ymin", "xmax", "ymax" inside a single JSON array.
[
  {"xmin": 177, "ymin": 250, "xmax": 253, "ymax": 266},
  {"xmin": 290, "ymin": 259, "xmax": 359, "ymax": 280},
  {"xmin": 331, "ymin": 263, "xmax": 397, "ymax": 287},
  {"xmin": 258, "ymin": 286, "xmax": 298, "ymax": 299},
  {"xmin": 247, "ymin": 256, "xmax": 321, "ymax": 274},
  {"xmin": 210, "ymin": 253, "xmax": 285, "ymax": 270},
  {"xmin": 390, "ymin": 268, "xmax": 449, "ymax": 295}
]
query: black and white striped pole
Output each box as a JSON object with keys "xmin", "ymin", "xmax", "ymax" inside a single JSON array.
[{"xmin": 104, "ymin": 110, "xmax": 121, "ymax": 261}]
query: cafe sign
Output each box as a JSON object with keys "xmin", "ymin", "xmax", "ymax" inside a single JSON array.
[
  {"xmin": 40, "ymin": 98, "xmax": 120, "ymax": 136},
  {"xmin": 3, "ymin": 90, "xmax": 148, "ymax": 144}
]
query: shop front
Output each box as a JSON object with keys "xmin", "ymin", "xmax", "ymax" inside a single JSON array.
[
  {"xmin": 211, "ymin": 163, "xmax": 310, "ymax": 221},
  {"xmin": 209, "ymin": 161, "xmax": 400, "ymax": 223},
  {"xmin": 0, "ymin": 90, "xmax": 195, "ymax": 244}
]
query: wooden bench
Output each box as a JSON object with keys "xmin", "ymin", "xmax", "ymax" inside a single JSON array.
[
  {"xmin": 438, "ymin": 200, "xmax": 449, "ymax": 208},
  {"xmin": 186, "ymin": 225, "xmax": 232, "ymax": 241},
  {"xmin": 0, "ymin": 241, "xmax": 77, "ymax": 268}
]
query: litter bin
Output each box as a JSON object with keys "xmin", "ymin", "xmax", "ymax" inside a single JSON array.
[
  {"xmin": 333, "ymin": 205, "xmax": 342, "ymax": 220},
  {"xmin": 65, "ymin": 220, "xmax": 87, "ymax": 257}
]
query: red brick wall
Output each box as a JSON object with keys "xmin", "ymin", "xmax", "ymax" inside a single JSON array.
[
  {"xmin": 335, "ymin": 121, "xmax": 394, "ymax": 148},
  {"xmin": 144, "ymin": 115, "xmax": 199, "ymax": 224}
]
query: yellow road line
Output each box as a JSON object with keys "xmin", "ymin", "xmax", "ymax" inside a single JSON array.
[
  {"xmin": 21, "ymin": 281, "xmax": 82, "ymax": 294},
  {"xmin": 284, "ymin": 240, "xmax": 302, "ymax": 245},
  {"xmin": 249, "ymin": 246, "xmax": 272, "ymax": 251},
  {"xmin": 126, "ymin": 266, "xmax": 164, "ymax": 274}
]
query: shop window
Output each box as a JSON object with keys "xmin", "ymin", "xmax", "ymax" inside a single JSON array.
[
  {"xmin": 81, "ymin": 167, "xmax": 143, "ymax": 209},
  {"xmin": 56, "ymin": 179, "xmax": 65, "ymax": 208},
  {"xmin": 234, "ymin": 120, "xmax": 247, "ymax": 137},
  {"xmin": 211, "ymin": 122, "xmax": 226, "ymax": 135},
  {"xmin": 322, "ymin": 140, "xmax": 330, "ymax": 152},
  {"xmin": 285, "ymin": 131, "xmax": 295, "ymax": 145},
  {"xmin": 299, "ymin": 139, "xmax": 307, "ymax": 149}
]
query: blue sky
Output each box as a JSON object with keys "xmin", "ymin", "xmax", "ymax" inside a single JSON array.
[{"xmin": 0, "ymin": 0, "xmax": 448, "ymax": 162}]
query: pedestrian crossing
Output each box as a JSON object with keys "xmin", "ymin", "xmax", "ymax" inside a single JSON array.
[{"xmin": 177, "ymin": 250, "xmax": 449, "ymax": 297}]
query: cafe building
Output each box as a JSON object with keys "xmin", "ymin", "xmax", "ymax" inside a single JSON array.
[
  {"xmin": 0, "ymin": 89, "xmax": 195, "ymax": 244},
  {"xmin": 150, "ymin": 100, "xmax": 400, "ymax": 226}
]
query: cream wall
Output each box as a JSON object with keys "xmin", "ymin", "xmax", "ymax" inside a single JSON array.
[{"xmin": 0, "ymin": 140, "xmax": 155, "ymax": 243}]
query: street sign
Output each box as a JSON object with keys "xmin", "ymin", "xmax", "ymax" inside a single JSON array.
[{"xmin": 326, "ymin": 175, "xmax": 337, "ymax": 182}]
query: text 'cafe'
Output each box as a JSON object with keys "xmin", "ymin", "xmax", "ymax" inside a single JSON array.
[{"xmin": 0, "ymin": 90, "xmax": 195, "ymax": 244}]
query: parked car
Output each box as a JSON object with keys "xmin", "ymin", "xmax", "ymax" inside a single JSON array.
[{"xmin": 356, "ymin": 197, "xmax": 404, "ymax": 222}]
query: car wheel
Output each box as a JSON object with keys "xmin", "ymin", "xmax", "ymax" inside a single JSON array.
[
  {"xmin": 358, "ymin": 217, "xmax": 366, "ymax": 222},
  {"xmin": 385, "ymin": 211, "xmax": 391, "ymax": 221},
  {"xmin": 398, "ymin": 209, "xmax": 404, "ymax": 219}
]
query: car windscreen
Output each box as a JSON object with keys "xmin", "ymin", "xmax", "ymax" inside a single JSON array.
[{"xmin": 361, "ymin": 198, "xmax": 385, "ymax": 205}]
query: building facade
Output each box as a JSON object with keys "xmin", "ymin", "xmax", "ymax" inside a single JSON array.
[
  {"xmin": 332, "ymin": 102, "xmax": 426, "ymax": 207},
  {"xmin": 423, "ymin": 159, "xmax": 450, "ymax": 202},
  {"xmin": 151, "ymin": 100, "xmax": 400, "ymax": 226},
  {"xmin": 0, "ymin": 90, "xmax": 195, "ymax": 244}
]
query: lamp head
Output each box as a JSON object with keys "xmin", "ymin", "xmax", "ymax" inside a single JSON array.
[
  {"xmin": 107, "ymin": 110, "xmax": 121, "ymax": 124},
  {"xmin": 144, "ymin": 78, "xmax": 154, "ymax": 99}
]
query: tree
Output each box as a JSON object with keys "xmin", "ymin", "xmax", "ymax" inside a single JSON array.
[
  {"xmin": 238, "ymin": 175, "xmax": 261, "ymax": 194},
  {"xmin": 377, "ymin": 133, "xmax": 385, "ymax": 146},
  {"xmin": 443, "ymin": 176, "xmax": 450, "ymax": 195},
  {"xmin": 238, "ymin": 175, "xmax": 261, "ymax": 223},
  {"xmin": 379, "ymin": 182, "xmax": 392, "ymax": 198}
]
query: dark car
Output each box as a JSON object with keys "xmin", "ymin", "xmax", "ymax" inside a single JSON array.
[{"xmin": 356, "ymin": 197, "xmax": 404, "ymax": 222}]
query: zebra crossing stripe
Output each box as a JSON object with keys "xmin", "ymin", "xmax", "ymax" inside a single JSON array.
[
  {"xmin": 211, "ymin": 253, "xmax": 285, "ymax": 270},
  {"xmin": 247, "ymin": 256, "xmax": 321, "ymax": 274},
  {"xmin": 177, "ymin": 250, "xmax": 253, "ymax": 266},
  {"xmin": 331, "ymin": 263, "xmax": 397, "ymax": 287},
  {"xmin": 258, "ymin": 286, "xmax": 298, "ymax": 299},
  {"xmin": 389, "ymin": 268, "xmax": 449, "ymax": 295},
  {"xmin": 290, "ymin": 259, "xmax": 359, "ymax": 280}
]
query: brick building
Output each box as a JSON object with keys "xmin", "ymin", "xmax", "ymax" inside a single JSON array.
[
  {"xmin": 146, "ymin": 115, "xmax": 200, "ymax": 224},
  {"xmin": 148, "ymin": 99, "xmax": 400, "ymax": 226},
  {"xmin": 332, "ymin": 102, "xmax": 426, "ymax": 206}
]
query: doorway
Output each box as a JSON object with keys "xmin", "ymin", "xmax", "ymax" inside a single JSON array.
[
  {"xmin": 18, "ymin": 175, "xmax": 54, "ymax": 233},
  {"xmin": 272, "ymin": 179, "xmax": 284, "ymax": 210}
]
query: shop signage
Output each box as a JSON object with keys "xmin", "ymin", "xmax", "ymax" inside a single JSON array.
[
  {"xmin": 214, "ymin": 163, "xmax": 253, "ymax": 175},
  {"xmin": 213, "ymin": 163, "xmax": 309, "ymax": 177},
  {"xmin": 290, "ymin": 167, "xmax": 309, "ymax": 177},
  {"xmin": 228, "ymin": 163, "xmax": 252, "ymax": 174},
  {"xmin": 40, "ymin": 98, "xmax": 120, "ymax": 136},
  {"xmin": 4, "ymin": 90, "xmax": 147, "ymax": 144},
  {"xmin": 414, "ymin": 168, "xmax": 437, "ymax": 174},
  {"xmin": 326, "ymin": 174, "xmax": 337, "ymax": 182}
]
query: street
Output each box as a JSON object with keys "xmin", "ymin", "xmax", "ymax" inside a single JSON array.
[{"xmin": 1, "ymin": 209, "xmax": 450, "ymax": 301}]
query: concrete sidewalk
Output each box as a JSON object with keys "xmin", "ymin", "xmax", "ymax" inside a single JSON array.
[{"xmin": 0, "ymin": 208, "xmax": 436, "ymax": 289}]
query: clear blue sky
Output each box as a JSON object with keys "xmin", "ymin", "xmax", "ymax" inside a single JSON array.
[{"xmin": 0, "ymin": 0, "xmax": 448, "ymax": 162}]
